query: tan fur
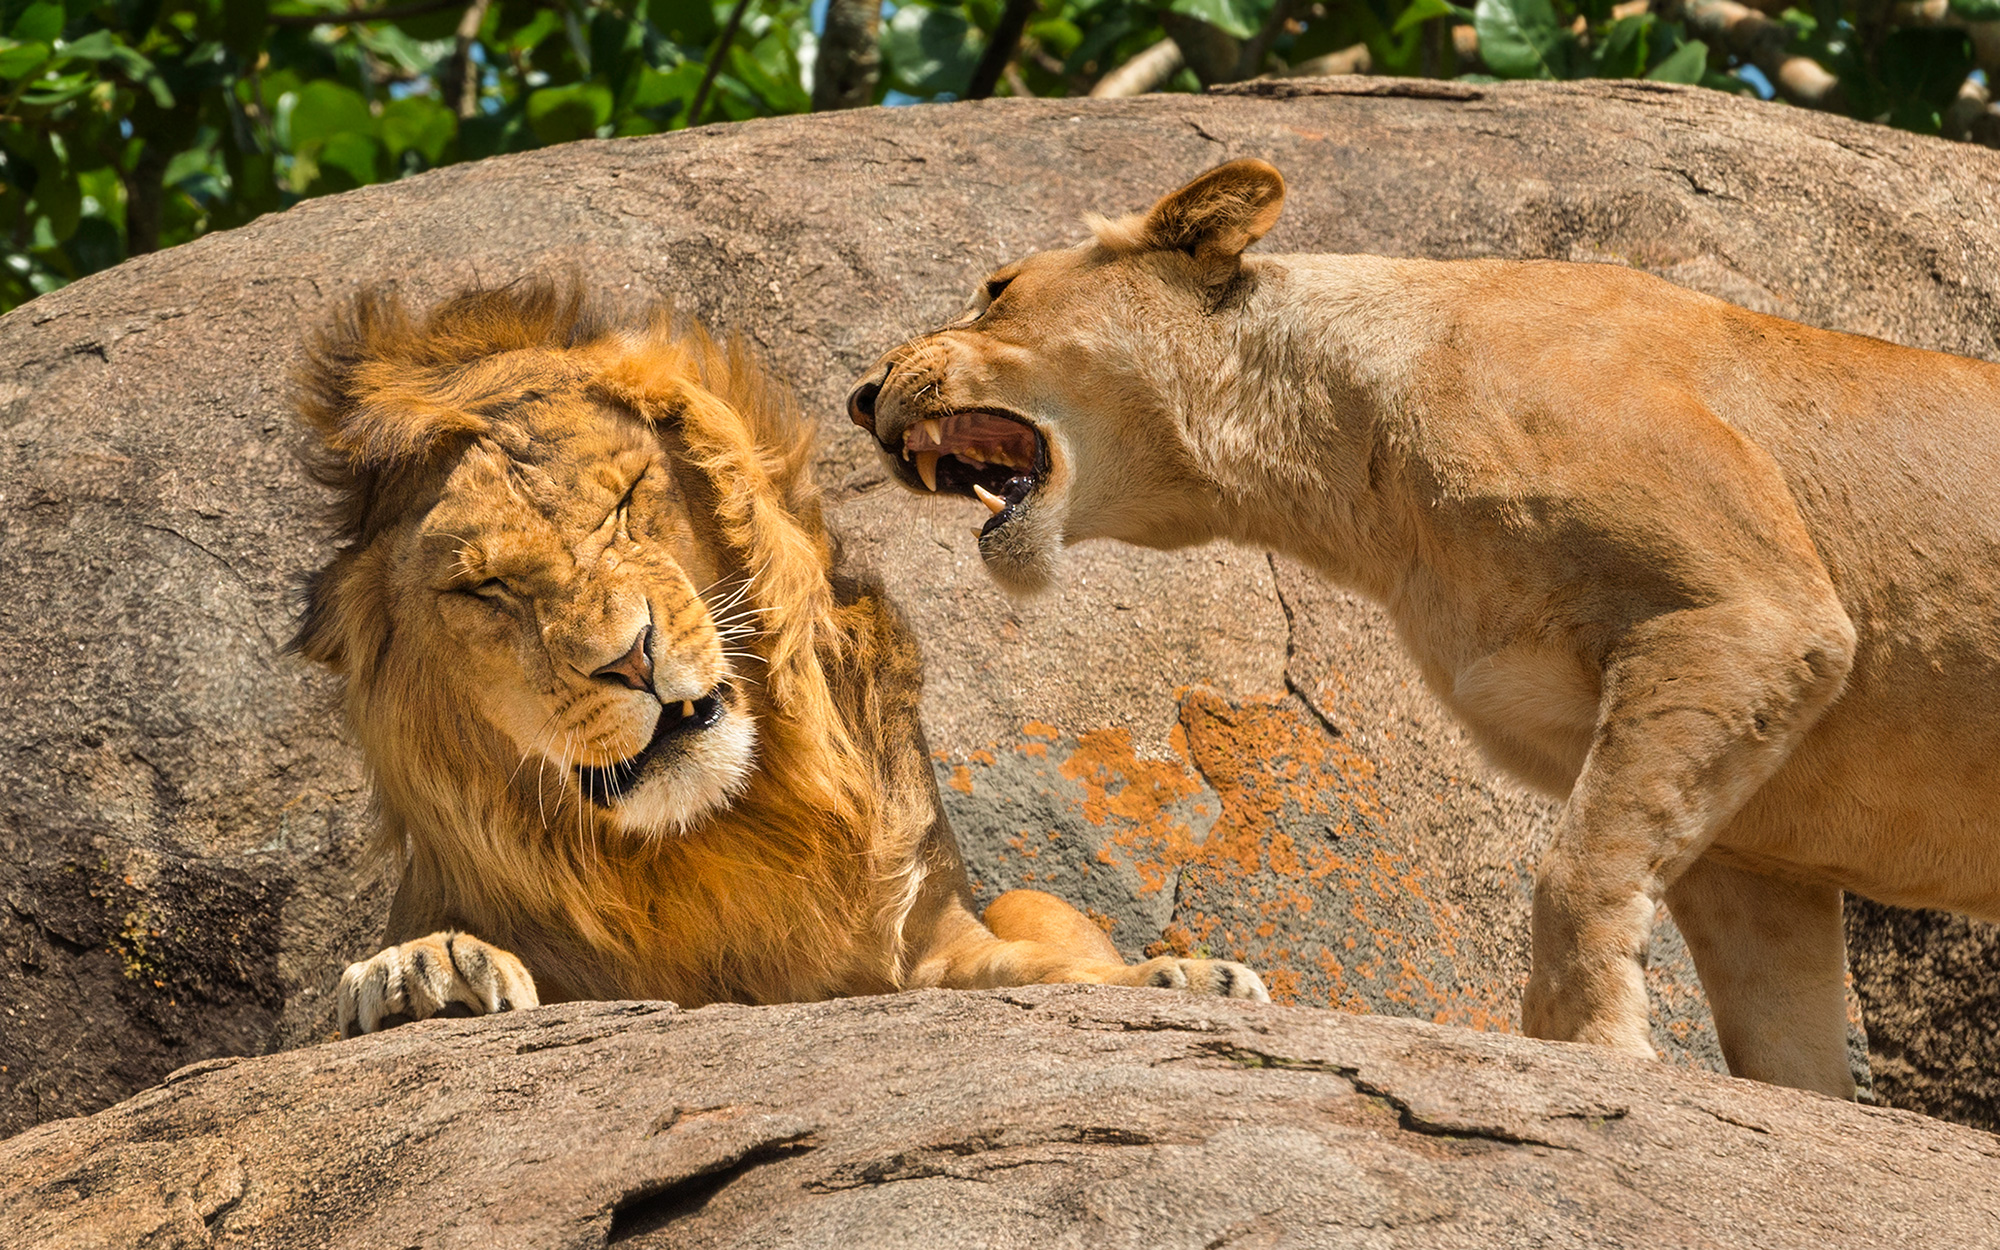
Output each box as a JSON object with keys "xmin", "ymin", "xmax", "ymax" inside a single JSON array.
[
  {"xmin": 850, "ymin": 160, "xmax": 2000, "ymax": 1098},
  {"xmin": 297, "ymin": 279, "xmax": 1268, "ymax": 1036}
]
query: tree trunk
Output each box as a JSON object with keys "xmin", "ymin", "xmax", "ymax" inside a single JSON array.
[
  {"xmin": 119, "ymin": 143, "xmax": 169, "ymax": 257},
  {"xmin": 812, "ymin": 0, "xmax": 882, "ymax": 111}
]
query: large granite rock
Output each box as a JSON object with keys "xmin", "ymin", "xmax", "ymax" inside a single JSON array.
[
  {"xmin": 4, "ymin": 987, "xmax": 1997, "ymax": 1249},
  {"xmin": 3, "ymin": 77, "xmax": 1997, "ymax": 1135}
]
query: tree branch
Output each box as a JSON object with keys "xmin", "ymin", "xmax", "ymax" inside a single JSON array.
[
  {"xmin": 1664, "ymin": 0, "xmax": 1842, "ymax": 109},
  {"xmin": 440, "ymin": 0, "xmax": 492, "ymax": 120},
  {"xmin": 1088, "ymin": 38, "xmax": 1184, "ymax": 97},
  {"xmin": 689, "ymin": 0, "xmax": 754, "ymax": 128},
  {"xmin": 968, "ymin": 0, "xmax": 1039, "ymax": 100},
  {"xmin": 265, "ymin": 0, "xmax": 462, "ymax": 28},
  {"xmin": 1281, "ymin": 41, "xmax": 1372, "ymax": 77},
  {"xmin": 1235, "ymin": 0, "xmax": 1299, "ymax": 80}
]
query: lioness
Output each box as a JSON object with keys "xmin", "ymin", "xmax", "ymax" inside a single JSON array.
[
  {"xmin": 846, "ymin": 159, "xmax": 2000, "ymax": 1099},
  {"xmin": 293, "ymin": 280, "xmax": 1266, "ymax": 1036}
]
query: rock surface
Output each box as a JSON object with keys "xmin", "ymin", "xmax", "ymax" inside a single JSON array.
[
  {"xmin": 3, "ymin": 78, "xmax": 1998, "ymax": 1135},
  {"xmin": 4, "ymin": 987, "xmax": 1997, "ymax": 1250}
]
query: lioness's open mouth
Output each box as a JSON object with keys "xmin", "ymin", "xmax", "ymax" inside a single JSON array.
[
  {"xmin": 577, "ymin": 685, "xmax": 729, "ymax": 805},
  {"xmin": 897, "ymin": 411, "xmax": 1046, "ymax": 536}
]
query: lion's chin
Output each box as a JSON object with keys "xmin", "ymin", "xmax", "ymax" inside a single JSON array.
[{"xmin": 601, "ymin": 713, "xmax": 758, "ymax": 837}]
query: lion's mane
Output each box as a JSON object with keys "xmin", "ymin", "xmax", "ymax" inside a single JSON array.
[{"xmin": 292, "ymin": 280, "xmax": 930, "ymax": 1007}]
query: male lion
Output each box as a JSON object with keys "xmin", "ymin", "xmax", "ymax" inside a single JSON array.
[
  {"xmin": 846, "ymin": 159, "xmax": 2000, "ymax": 1099},
  {"xmin": 293, "ymin": 280, "xmax": 1266, "ymax": 1036}
]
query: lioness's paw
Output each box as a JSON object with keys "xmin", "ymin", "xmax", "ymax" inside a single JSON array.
[
  {"xmin": 1122, "ymin": 956, "xmax": 1270, "ymax": 1002},
  {"xmin": 336, "ymin": 932, "xmax": 538, "ymax": 1038}
]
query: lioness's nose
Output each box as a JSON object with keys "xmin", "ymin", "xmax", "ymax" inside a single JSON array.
[
  {"xmin": 591, "ymin": 626, "xmax": 654, "ymax": 692},
  {"xmin": 847, "ymin": 362, "xmax": 891, "ymax": 434}
]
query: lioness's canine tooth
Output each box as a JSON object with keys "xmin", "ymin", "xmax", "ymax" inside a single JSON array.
[
  {"xmin": 916, "ymin": 451, "xmax": 940, "ymax": 491},
  {"xmin": 680, "ymin": 699, "xmax": 694, "ymax": 719},
  {"xmin": 920, "ymin": 418, "xmax": 943, "ymax": 446},
  {"xmin": 974, "ymin": 484, "xmax": 1007, "ymax": 515}
]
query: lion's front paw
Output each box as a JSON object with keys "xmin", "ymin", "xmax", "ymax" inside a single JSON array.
[
  {"xmin": 336, "ymin": 931, "xmax": 538, "ymax": 1038},
  {"xmin": 1122, "ymin": 956, "xmax": 1270, "ymax": 1002}
]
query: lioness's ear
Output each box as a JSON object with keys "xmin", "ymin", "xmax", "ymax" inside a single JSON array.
[{"xmin": 1108, "ymin": 159, "xmax": 1286, "ymax": 275}]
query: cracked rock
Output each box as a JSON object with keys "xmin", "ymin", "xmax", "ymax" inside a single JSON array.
[{"xmin": 3, "ymin": 988, "xmax": 1997, "ymax": 1248}]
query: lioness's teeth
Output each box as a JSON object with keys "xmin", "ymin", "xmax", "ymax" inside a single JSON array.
[
  {"xmin": 920, "ymin": 418, "xmax": 943, "ymax": 446},
  {"xmin": 916, "ymin": 451, "xmax": 939, "ymax": 491},
  {"xmin": 974, "ymin": 484, "xmax": 1007, "ymax": 515},
  {"xmin": 680, "ymin": 699, "xmax": 694, "ymax": 719}
]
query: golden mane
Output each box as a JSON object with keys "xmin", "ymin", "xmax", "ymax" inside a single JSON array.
[{"xmin": 293, "ymin": 279, "xmax": 911, "ymax": 1006}]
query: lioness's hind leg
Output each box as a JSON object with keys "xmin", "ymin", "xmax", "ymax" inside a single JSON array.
[
  {"xmin": 336, "ymin": 931, "xmax": 538, "ymax": 1039},
  {"xmin": 1666, "ymin": 855, "xmax": 1854, "ymax": 1098}
]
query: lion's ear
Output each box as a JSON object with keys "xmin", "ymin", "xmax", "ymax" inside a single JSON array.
[{"xmin": 1124, "ymin": 159, "xmax": 1286, "ymax": 275}]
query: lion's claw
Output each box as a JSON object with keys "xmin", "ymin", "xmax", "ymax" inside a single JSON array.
[{"xmin": 336, "ymin": 931, "xmax": 538, "ymax": 1038}]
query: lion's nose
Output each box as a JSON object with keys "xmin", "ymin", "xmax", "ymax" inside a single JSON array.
[
  {"xmin": 846, "ymin": 362, "xmax": 891, "ymax": 434},
  {"xmin": 591, "ymin": 626, "xmax": 654, "ymax": 692}
]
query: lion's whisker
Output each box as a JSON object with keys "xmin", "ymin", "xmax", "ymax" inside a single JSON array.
[{"xmin": 509, "ymin": 705, "xmax": 570, "ymax": 790}]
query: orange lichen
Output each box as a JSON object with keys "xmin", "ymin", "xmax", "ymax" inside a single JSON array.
[{"xmin": 939, "ymin": 685, "xmax": 1522, "ymax": 1033}]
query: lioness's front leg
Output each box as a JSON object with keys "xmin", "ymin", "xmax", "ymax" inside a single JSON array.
[
  {"xmin": 912, "ymin": 889, "xmax": 1270, "ymax": 1001},
  {"xmin": 336, "ymin": 931, "xmax": 539, "ymax": 1038},
  {"xmin": 1521, "ymin": 600, "xmax": 1853, "ymax": 1056}
]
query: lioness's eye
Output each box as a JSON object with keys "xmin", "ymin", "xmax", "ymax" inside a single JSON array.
[{"xmin": 464, "ymin": 578, "xmax": 511, "ymax": 601}]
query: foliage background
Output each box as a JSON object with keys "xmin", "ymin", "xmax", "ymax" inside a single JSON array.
[{"xmin": 4, "ymin": 0, "xmax": 1997, "ymax": 312}]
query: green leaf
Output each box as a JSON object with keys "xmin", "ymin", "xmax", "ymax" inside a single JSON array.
[
  {"xmin": 883, "ymin": 3, "xmax": 981, "ymax": 97},
  {"xmin": 628, "ymin": 63, "xmax": 687, "ymax": 111},
  {"xmin": 20, "ymin": 70, "xmax": 92, "ymax": 105},
  {"xmin": 731, "ymin": 28, "xmax": 808, "ymax": 115},
  {"xmin": 1473, "ymin": 0, "xmax": 1572, "ymax": 79},
  {"xmin": 1392, "ymin": 0, "xmax": 1475, "ymax": 36},
  {"xmin": 649, "ymin": 0, "xmax": 718, "ymax": 47},
  {"xmin": 0, "ymin": 39, "xmax": 50, "ymax": 77},
  {"xmin": 29, "ymin": 155, "xmax": 79, "ymax": 244},
  {"xmin": 526, "ymin": 81, "xmax": 613, "ymax": 145},
  {"xmin": 68, "ymin": 215, "xmax": 122, "ymax": 276},
  {"xmin": 1948, "ymin": 0, "xmax": 2000, "ymax": 19},
  {"xmin": 380, "ymin": 96, "xmax": 455, "ymax": 165},
  {"xmin": 590, "ymin": 9, "xmax": 644, "ymax": 93},
  {"xmin": 314, "ymin": 130, "xmax": 380, "ymax": 186},
  {"xmin": 1167, "ymin": 0, "xmax": 1266, "ymax": 41},
  {"xmin": 505, "ymin": 9, "xmax": 565, "ymax": 55},
  {"xmin": 1590, "ymin": 13, "xmax": 1649, "ymax": 77},
  {"xmin": 1644, "ymin": 38, "xmax": 1706, "ymax": 83},
  {"xmin": 287, "ymin": 80, "xmax": 374, "ymax": 147},
  {"xmin": 10, "ymin": 1, "xmax": 63, "ymax": 43},
  {"xmin": 1025, "ymin": 17, "xmax": 1081, "ymax": 57}
]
